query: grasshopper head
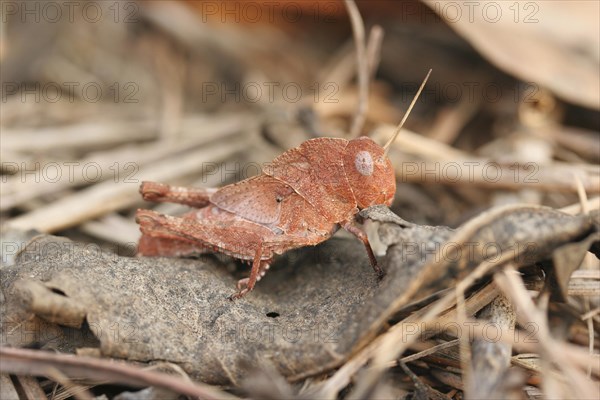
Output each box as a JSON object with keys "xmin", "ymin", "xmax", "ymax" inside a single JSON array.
[
  {"xmin": 340, "ymin": 70, "xmax": 430, "ymax": 211},
  {"xmin": 343, "ymin": 136, "xmax": 396, "ymax": 209}
]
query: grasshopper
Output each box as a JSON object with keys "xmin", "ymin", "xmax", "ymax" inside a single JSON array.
[{"xmin": 136, "ymin": 71, "xmax": 431, "ymax": 299}]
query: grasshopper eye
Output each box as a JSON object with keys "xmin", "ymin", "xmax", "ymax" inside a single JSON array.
[{"xmin": 354, "ymin": 151, "xmax": 373, "ymax": 176}]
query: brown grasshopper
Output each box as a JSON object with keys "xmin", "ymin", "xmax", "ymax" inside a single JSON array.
[{"xmin": 136, "ymin": 71, "xmax": 431, "ymax": 299}]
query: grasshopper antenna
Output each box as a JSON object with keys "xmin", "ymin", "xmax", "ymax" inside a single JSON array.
[{"xmin": 383, "ymin": 69, "xmax": 432, "ymax": 155}]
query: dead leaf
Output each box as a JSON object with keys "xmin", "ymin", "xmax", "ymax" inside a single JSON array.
[
  {"xmin": 1, "ymin": 205, "xmax": 597, "ymax": 385},
  {"xmin": 422, "ymin": 0, "xmax": 600, "ymax": 109},
  {"xmin": 551, "ymin": 232, "xmax": 600, "ymax": 301}
]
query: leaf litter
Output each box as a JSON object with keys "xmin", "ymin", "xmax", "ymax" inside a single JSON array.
[{"xmin": 1, "ymin": 1, "xmax": 599, "ymax": 399}]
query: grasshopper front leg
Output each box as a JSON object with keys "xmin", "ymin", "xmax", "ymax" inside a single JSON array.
[
  {"xmin": 229, "ymin": 244, "xmax": 270, "ymax": 300},
  {"xmin": 341, "ymin": 219, "xmax": 384, "ymax": 278}
]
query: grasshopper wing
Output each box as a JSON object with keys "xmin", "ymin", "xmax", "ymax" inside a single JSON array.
[{"xmin": 210, "ymin": 175, "xmax": 295, "ymax": 225}]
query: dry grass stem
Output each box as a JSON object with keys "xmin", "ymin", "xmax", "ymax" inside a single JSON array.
[
  {"xmin": 0, "ymin": 347, "xmax": 238, "ymax": 400},
  {"xmin": 344, "ymin": 0, "xmax": 369, "ymax": 138},
  {"xmin": 7, "ymin": 134, "xmax": 249, "ymax": 232}
]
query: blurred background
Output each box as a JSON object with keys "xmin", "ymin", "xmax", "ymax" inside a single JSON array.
[{"xmin": 1, "ymin": 0, "xmax": 599, "ymax": 254}]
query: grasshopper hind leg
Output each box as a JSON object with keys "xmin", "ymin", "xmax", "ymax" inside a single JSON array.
[
  {"xmin": 136, "ymin": 208, "xmax": 276, "ymax": 298},
  {"xmin": 140, "ymin": 181, "xmax": 216, "ymax": 208}
]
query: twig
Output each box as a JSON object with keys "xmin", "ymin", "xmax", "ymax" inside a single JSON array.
[
  {"xmin": 6, "ymin": 134, "xmax": 249, "ymax": 232},
  {"xmin": 389, "ymin": 159, "xmax": 600, "ymax": 195},
  {"xmin": 0, "ymin": 347, "xmax": 239, "ymax": 400},
  {"xmin": 1, "ymin": 114, "xmax": 252, "ymax": 210},
  {"xmin": 572, "ymin": 270, "xmax": 600, "ymax": 279},
  {"xmin": 372, "ymin": 125, "xmax": 470, "ymax": 160},
  {"xmin": 398, "ymin": 361, "xmax": 449, "ymax": 399},
  {"xmin": 581, "ymin": 307, "xmax": 600, "ymax": 321},
  {"xmin": 366, "ymin": 25, "xmax": 384, "ymax": 81},
  {"xmin": 546, "ymin": 125, "xmax": 600, "ymax": 162},
  {"xmin": 455, "ymin": 288, "xmax": 472, "ymax": 398},
  {"xmin": 424, "ymin": 284, "xmax": 500, "ymax": 340},
  {"xmin": 428, "ymin": 98, "xmax": 480, "ymax": 144},
  {"xmin": 560, "ymin": 196, "xmax": 600, "ymax": 215},
  {"xmin": 574, "ymin": 173, "xmax": 596, "ymax": 377},
  {"xmin": 0, "ymin": 375, "xmax": 20, "ymax": 400},
  {"xmin": 574, "ymin": 174, "xmax": 591, "ymax": 214},
  {"xmin": 79, "ymin": 214, "xmax": 140, "ymax": 247},
  {"xmin": 344, "ymin": 0, "xmax": 368, "ymax": 137},
  {"xmin": 374, "ymin": 124, "xmax": 600, "ymax": 197},
  {"xmin": 568, "ymin": 279, "xmax": 600, "ymax": 297},
  {"xmin": 398, "ymin": 339, "xmax": 460, "ymax": 365},
  {"xmin": 2, "ymin": 120, "xmax": 158, "ymax": 153},
  {"xmin": 494, "ymin": 267, "xmax": 599, "ymax": 398},
  {"xmin": 10, "ymin": 375, "xmax": 47, "ymax": 400},
  {"xmin": 45, "ymin": 367, "xmax": 94, "ymax": 400}
]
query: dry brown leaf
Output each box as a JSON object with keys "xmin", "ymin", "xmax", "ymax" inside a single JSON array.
[
  {"xmin": 422, "ymin": 0, "xmax": 600, "ymax": 109},
  {"xmin": 1, "ymin": 205, "xmax": 598, "ymax": 385}
]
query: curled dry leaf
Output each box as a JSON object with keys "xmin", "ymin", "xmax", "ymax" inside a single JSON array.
[
  {"xmin": 351, "ymin": 204, "xmax": 599, "ymax": 347},
  {"xmin": 551, "ymin": 232, "xmax": 600, "ymax": 301},
  {"xmin": 1, "ymin": 205, "xmax": 598, "ymax": 384},
  {"xmin": 421, "ymin": 0, "xmax": 600, "ymax": 109},
  {"xmin": 1, "ymin": 235, "xmax": 384, "ymax": 385}
]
